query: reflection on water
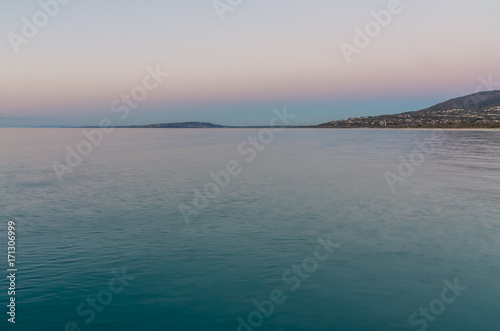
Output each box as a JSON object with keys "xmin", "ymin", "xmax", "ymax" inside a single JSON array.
[{"xmin": 0, "ymin": 129, "xmax": 499, "ymax": 331}]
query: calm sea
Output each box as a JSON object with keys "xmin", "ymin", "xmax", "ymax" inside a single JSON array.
[{"xmin": 0, "ymin": 129, "xmax": 499, "ymax": 331}]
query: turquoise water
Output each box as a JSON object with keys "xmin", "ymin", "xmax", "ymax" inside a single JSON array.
[{"xmin": 0, "ymin": 129, "xmax": 499, "ymax": 331}]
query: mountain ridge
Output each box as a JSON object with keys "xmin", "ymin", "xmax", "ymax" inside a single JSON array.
[{"xmin": 318, "ymin": 90, "xmax": 500, "ymax": 128}]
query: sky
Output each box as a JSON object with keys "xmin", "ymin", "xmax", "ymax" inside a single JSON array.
[{"xmin": 1, "ymin": 0, "xmax": 500, "ymax": 127}]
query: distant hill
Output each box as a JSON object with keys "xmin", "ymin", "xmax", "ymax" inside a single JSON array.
[
  {"xmin": 121, "ymin": 122, "xmax": 225, "ymax": 128},
  {"xmin": 115, "ymin": 122, "xmax": 306, "ymax": 129},
  {"xmin": 319, "ymin": 90, "xmax": 500, "ymax": 128}
]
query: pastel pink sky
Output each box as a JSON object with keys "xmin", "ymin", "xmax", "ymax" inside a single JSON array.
[{"xmin": 1, "ymin": 0, "xmax": 499, "ymax": 125}]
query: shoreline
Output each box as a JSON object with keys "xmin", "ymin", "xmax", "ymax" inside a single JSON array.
[{"xmin": 1, "ymin": 127, "xmax": 499, "ymax": 131}]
